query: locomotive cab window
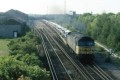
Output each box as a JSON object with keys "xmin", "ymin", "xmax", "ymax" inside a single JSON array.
[
  {"xmin": 79, "ymin": 37, "xmax": 95, "ymax": 46},
  {"xmin": 79, "ymin": 41, "xmax": 94, "ymax": 46}
]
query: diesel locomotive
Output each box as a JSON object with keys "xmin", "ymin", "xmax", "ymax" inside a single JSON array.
[
  {"xmin": 44, "ymin": 20, "xmax": 95, "ymax": 62},
  {"xmin": 67, "ymin": 32, "xmax": 95, "ymax": 62}
]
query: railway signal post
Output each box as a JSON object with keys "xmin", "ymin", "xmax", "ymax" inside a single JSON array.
[{"xmin": 105, "ymin": 49, "xmax": 113, "ymax": 63}]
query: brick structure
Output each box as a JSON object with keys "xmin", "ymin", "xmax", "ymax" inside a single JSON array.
[
  {"xmin": 0, "ymin": 25, "xmax": 22, "ymax": 38},
  {"xmin": 0, "ymin": 9, "xmax": 28, "ymax": 38}
]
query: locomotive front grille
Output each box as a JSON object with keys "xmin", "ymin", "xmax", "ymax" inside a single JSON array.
[{"xmin": 78, "ymin": 47, "xmax": 94, "ymax": 54}]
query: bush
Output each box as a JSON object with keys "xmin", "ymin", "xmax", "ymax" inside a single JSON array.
[
  {"xmin": 15, "ymin": 54, "xmax": 43, "ymax": 66},
  {"xmin": 8, "ymin": 32, "xmax": 40, "ymax": 55},
  {"xmin": 5, "ymin": 31, "xmax": 50, "ymax": 80},
  {"xmin": 0, "ymin": 56, "xmax": 50, "ymax": 80}
]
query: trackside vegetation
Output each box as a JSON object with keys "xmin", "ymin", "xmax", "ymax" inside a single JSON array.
[
  {"xmin": 73, "ymin": 13, "xmax": 120, "ymax": 54},
  {"xmin": 0, "ymin": 39, "xmax": 11, "ymax": 56},
  {"xmin": 0, "ymin": 31, "xmax": 50, "ymax": 80},
  {"xmin": 53, "ymin": 13, "xmax": 120, "ymax": 54}
]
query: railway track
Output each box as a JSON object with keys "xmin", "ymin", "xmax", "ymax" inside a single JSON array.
[
  {"xmin": 39, "ymin": 31, "xmax": 58, "ymax": 80},
  {"xmin": 35, "ymin": 28, "xmax": 72, "ymax": 80},
  {"xmin": 40, "ymin": 22, "xmax": 92, "ymax": 80},
  {"xmin": 90, "ymin": 62, "xmax": 113, "ymax": 80},
  {"xmin": 34, "ymin": 22, "xmax": 90, "ymax": 80},
  {"xmin": 42, "ymin": 21, "xmax": 114, "ymax": 80},
  {"xmin": 33, "ymin": 20, "xmax": 114, "ymax": 80},
  {"xmin": 42, "ymin": 29, "xmax": 89, "ymax": 80}
]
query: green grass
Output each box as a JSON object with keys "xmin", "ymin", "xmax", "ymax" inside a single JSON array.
[{"xmin": 0, "ymin": 39, "xmax": 12, "ymax": 56}]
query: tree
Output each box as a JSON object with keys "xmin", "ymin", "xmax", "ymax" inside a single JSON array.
[
  {"xmin": 6, "ymin": 31, "xmax": 50, "ymax": 80},
  {"xmin": 15, "ymin": 54, "xmax": 42, "ymax": 66},
  {"xmin": 0, "ymin": 56, "xmax": 50, "ymax": 80}
]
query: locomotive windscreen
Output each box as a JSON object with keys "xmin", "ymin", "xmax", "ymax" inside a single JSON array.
[{"xmin": 78, "ymin": 37, "xmax": 95, "ymax": 46}]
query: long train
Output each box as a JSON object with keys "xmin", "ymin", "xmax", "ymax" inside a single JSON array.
[{"xmin": 43, "ymin": 20, "xmax": 95, "ymax": 63}]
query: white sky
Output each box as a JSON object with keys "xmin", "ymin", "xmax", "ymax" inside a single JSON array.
[{"xmin": 0, "ymin": 0, "xmax": 120, "ymax": 14}]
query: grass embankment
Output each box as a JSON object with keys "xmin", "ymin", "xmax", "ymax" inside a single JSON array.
[{"xmin": 0, "ymin": 39, "xmax": 12, "ymax": 56}]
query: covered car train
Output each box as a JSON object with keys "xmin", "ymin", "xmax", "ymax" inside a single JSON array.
[{"xmin": 44, "ymin": 20, "xmax": 95, "ymax": 62}]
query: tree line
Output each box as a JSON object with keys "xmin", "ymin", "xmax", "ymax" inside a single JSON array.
[
  {"xmin": 52, "ymin": 13, "xmax": 120, "ymax": 54},
  {"xmin": 75, "ymin": 13, "xmax": 120, "ymax": 54}
]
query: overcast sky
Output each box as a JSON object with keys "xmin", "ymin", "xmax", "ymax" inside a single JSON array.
[{"xmin": 0, "ymin": 0, "xmax": 120, "ymax": 14}]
